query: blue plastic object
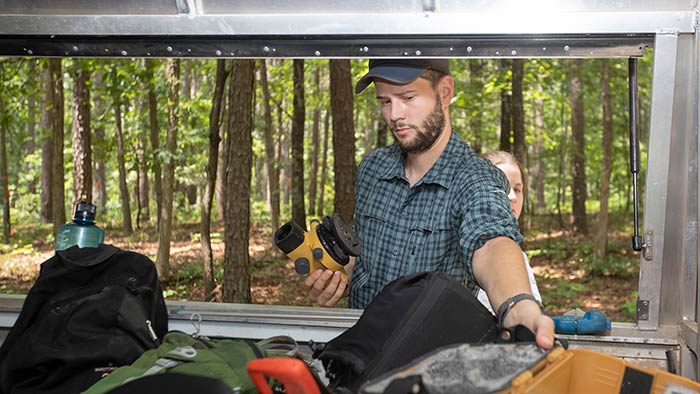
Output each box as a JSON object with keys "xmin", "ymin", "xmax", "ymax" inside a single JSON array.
[
  {"xmin": 55, "ymin": 201, "xmax": 105, "ymax": 251},
  {"xmin": 552, "ymin": 309, "xmax": 611, "ymax": 335}
]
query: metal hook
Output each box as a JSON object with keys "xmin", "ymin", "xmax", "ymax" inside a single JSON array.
[{"xmin": 190, "ymin": 313, "xmax": 202, "ymax": 337}]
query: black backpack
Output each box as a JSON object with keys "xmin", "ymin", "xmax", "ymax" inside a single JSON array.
[
  {"xmin": 314, "ymin": 271, "xmax": 501, "ymax": 393},
  {"xmin": 0, "ymin": 244, "xmax": 168, "ymax": 394}
]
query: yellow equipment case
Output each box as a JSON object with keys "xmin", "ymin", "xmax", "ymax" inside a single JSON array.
[{"xmin": 510, "ymin": 347, "xmax": 699, "ymax": 394}]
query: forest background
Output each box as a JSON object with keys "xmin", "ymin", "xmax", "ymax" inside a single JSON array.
[{"xmin": 0, "ymin": 55, "xmax": 650, "ymax": 322}]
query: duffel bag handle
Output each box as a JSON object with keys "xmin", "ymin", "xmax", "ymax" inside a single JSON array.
[{"xmin": 256, "ymin": 335, "xmax": 312, "ymax": 362}]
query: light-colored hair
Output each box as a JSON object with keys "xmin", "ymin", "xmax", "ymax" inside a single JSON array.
[{"xmin": 482, "ymin": 150, "xmax": 527, "ymax": 195}]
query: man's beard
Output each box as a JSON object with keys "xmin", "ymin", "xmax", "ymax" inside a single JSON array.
[{"xmin": 391, "ymin": 95, "xmax": 446, "ymax": 154}]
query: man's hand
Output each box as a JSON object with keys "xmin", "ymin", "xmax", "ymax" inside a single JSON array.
[
  {"xmin": 532, "ymin": 314, "xmax": 555, "ymax": 349},
  {"xmin": 504, "ymin": 299, "xmax": 554, "ymax": 349},
  {"xmin": 304, "ymin": 270, "xmax": 348, "ymax": 307}
]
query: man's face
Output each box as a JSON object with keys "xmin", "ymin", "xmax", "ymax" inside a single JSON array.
[{"xmin": 374, "ymin": 77, "xmax": 446, "ymax": 154}]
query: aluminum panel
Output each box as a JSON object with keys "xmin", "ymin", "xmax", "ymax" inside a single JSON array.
[
  {"xmin": 0, "ymin": 0, "xmax": 695, "ymax": 15},
  {"xmin": 0, "ymin": 11, "xmax": 694, "ymax": 37},
  {"xmin": 659, "ymin": 34, "xmax": 695, "ymax": 327},
  {"xmin": 638, "ymin": 32, "xmax": 679, "ymax": 330}
]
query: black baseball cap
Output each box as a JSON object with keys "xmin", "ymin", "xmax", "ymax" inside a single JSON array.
[{"xmin": 355, "ymin": 58, "xmax": 450, "ymax": 94}]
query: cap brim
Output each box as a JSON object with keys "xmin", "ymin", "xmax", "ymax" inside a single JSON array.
[{"xmin": 354, "ymin": 66, "xmax": 425, "ymax": 94}]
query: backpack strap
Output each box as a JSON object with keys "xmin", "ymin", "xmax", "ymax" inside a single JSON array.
[{"xmin": 123, "ymin": 346, "xmax": 198, "ymax": 384}]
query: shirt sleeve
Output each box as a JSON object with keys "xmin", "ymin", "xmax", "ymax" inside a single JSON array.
[{"xmin": 458, "ymin": 163, "xmax": 523, "ymax": 284}]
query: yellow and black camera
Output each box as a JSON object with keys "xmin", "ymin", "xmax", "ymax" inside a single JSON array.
[{"xmin": 274, "ymin": 214, "xmax": 360, "ymax": 278}]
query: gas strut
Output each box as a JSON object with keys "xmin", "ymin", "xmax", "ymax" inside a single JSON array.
[{"xmin": 629, "ymin": 58, "xmax": 643, "ymax": 251}]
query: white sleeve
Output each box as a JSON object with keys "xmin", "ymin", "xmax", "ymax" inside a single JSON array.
[{"xmin": 522, "ymin": 252, "xmax": 542, "ymax": 302}]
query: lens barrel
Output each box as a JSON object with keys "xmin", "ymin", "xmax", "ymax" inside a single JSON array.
[{"xmin": 274, "ymin": 221, "xmax": 306, "ymax": 254}]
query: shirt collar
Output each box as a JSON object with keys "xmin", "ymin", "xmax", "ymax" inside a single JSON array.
[
  {"xmin": 418, "ymin": 131, "xmax": 461, "ymax": 188},
  {"xmin": 378, "ymin": 144, "xmax": 406, "ymax": 181},
  {"xmin": 378, "ymin": 130, "xmax": 462, "ymax": 189}
]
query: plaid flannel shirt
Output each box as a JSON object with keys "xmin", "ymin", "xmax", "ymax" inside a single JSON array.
[{"xmin": 348, "ymin": 131, "xmax": 523, "ymax": 309}]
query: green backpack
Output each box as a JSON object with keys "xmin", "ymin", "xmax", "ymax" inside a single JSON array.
[{"xmin": 84, "ymin": 331, "xmax": 299, "ymax": 394}]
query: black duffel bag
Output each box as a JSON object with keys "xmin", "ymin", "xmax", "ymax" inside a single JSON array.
[
  {"xmin": 314, "ymin": 271, "xmax": 501, "ymax": 393},
  {"xmin": 0, "ymin": 245, "xmax": 168, "ymax": 394}
]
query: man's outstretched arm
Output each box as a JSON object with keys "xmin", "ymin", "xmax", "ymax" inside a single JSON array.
[{"xmin": 472, "ymin": 236, "xmax": 554, "ymax": 349}]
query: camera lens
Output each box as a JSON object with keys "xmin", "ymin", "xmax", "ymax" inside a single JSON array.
[{"xmin": 274, "ymin": 221, "xmax": 305, "ymax": 254}]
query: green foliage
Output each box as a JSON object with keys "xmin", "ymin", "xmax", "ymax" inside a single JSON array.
[
  {"xmin": 581, "ymin": 241, "xmax": 639, "ymax": 279},
  {"xmin": 540, "ymin": 278, "xmax": 586, "ymax": 304},
  {"xmin": 251, "ymin": 200, "xmax": 271, "ymax": 224},
  {"xmin": 622, "ymin": 291, "xmax": 639, "ymax": 316},
  {"xmin": 0, "ymin": 222, "xmax": 53, "ymax": 255}
]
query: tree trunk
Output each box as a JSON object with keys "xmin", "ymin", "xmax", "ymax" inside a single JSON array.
[
  {"xmin": 201, "ymin": 59, "xmax": 228, "ymax": 298},
  {"xmin": 223, "ymin": 59, "xmax": 255, "ymax": 303},
  {"xmin": 511, "ymin": 59, "xmax": 526, "ymax": 165},
  {"xmin": 308, "ymin": 66, "xmax": 321, "ymax": 217},
  {"xmin": 136, "ymin": 60, "xmax": 151, "ymax": 227},
  {"xmin": 317, "ymin": 110, "xmax": 330, "ymax": 217},
  {"xmin": 254, "ymin": 156, "xmax": 264, "ymax": 201},
  {"xmin": 136, "ymin": 122, "xmax": 150, "ymax": 226},
  {"xmin": 27, "ymin": 61, "xmax": 37, "ymax": 195},
  {"xmin": 71, "ymin": 62, "xmax": 92, "ymax": 208},
  {"xmin": 291, "ymin": 59, "xmax": 307, "ymax": 227},
  {"xmin": 215, "ymin": 100, "xmax": 227, "ymax": 221},
  {"xmin": 468, "ymin": 60, "xmax": 485, "ymax": 154},
  {"xmin": 39, "ymin": 61, "xmax": 52, "ymax": 223},
  {"xmin": 329, "ymin": 59, "xmax": 356, "ymax": 223},
  {"xmin": 555, "ymin": 103, "xmax": 568, "ymax": 229},
  {"xmin": 0, "ymin": 78, "xmax": 10, "ymax": 243},
  {"xmin": 156, "ymin": 58, "xmax": 180, "ymax": 279},
  {"xmin": 92, "ymin": 69, "xmax": 108, "ymax": 215},
  {"xmin": 529, "ymin": 78, "xmax": 546, "ymax": 216},
  {"xmin": 595, "ymin": 60, "xmax": 614, "ymax": 258},
  {"xmin": 146, "ymin": 59, "xmax": 163, "ymax": 230},
  {"xmin": 112, "ymin": 67, "xmax": 133, "ymax": 235},
  {"xmin": 569, "ymin": 59, "xmax": 588, "ymax": 235},
  {"xmin": 49, "ymin": 58, "xmax": 66, "ymax": 237},
  {"xmin": 499, "ymin": 59, "xmax": 512, "ymax": 152},
  {"xmin": 278, "ymin": 99, "xmax": 291, "ymax": 206},
  {"xmin": 259, "ymin": 60, "xmax": 279, "ymax": 231}
]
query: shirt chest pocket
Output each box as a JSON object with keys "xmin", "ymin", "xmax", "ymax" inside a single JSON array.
[
  {"xmin": 406, "ymin": 216, "xmax": 457, "ymax": 274},
  {"xmin": 358, "ymin": 204, "xmax": 393, "ymax": 272}
]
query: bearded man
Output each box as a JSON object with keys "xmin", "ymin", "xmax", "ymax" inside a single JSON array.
[{"xmin": 304, "ymin": 59, "xmax": 554, "ymax": 349}]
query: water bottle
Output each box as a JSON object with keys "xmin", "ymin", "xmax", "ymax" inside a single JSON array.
[{"xmin": 55, "ymin": 201, "xmax": 105, "ymax": 251}]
